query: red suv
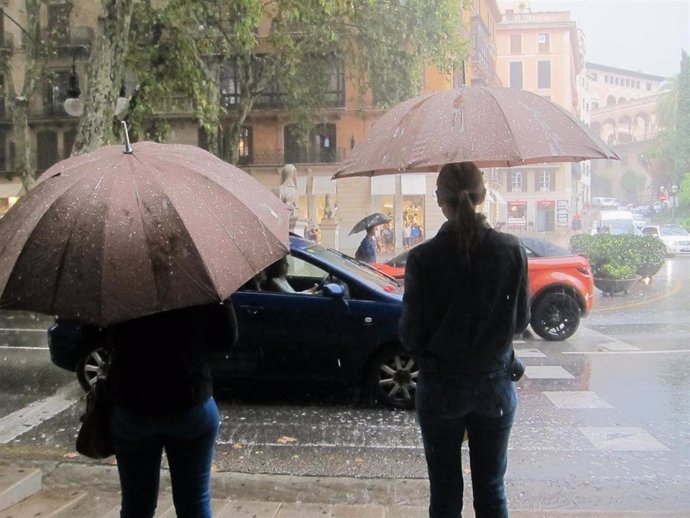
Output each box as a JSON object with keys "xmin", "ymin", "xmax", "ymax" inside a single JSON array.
[{"xmin": 373, "ymin": 236, "xmax": 594, "ymax": 341}]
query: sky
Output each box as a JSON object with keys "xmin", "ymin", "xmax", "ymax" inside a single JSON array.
[{"xmin": 514, "ymin": 0, "xmax": 690, "ymax": 78}]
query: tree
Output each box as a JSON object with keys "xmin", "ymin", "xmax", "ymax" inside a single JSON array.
[
  {"xmin": 673, "ymin": 50, "xmax": 690, "ymax": 187},
  {"xmin": 0, "ymin": 1, "xmax": 58, "ymax": 189},
  {"xmin": 72, "ymin": 0, "xmax": 135, "ymax": 154},
  {"xmin": 620, "ymin": 169, "xmax": 646, "ymax": 203},
  {"xmin": 122, "ymin": 0, "xmax": 467, "ymax": 163}
]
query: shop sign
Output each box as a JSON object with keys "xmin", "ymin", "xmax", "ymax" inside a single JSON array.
[{"xmin": 556, "ymin": 200, "xmax": 569, "ymax": 226}]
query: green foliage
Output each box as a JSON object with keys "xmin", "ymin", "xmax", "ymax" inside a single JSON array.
[
  {"xmin": 122, "ymin": 0, "xmax": 465, "ymax": 160},
  {"xmin": 569, "ymin": 234, "xmax": 666, "ymax": 280}
]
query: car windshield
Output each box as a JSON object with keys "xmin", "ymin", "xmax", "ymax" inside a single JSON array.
[
  {"xmin": 520, "ymin": 237, "xmax": 571, "ymax": 258},
  {"xmin": 300, "ymin": 244, "xmax": 402, "ymax": 293},
  {"xmin": 660, "ymin": 225, "xmax": 689, "ymax": 237}
]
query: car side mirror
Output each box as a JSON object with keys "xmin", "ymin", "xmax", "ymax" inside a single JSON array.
[{"xmin": 322, "ymin": 283, "xmax": 345, "ymax": 299}]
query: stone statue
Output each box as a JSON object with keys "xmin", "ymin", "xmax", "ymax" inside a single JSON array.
[
  {"xmin": 323, "ymin": 193, "xmax": 337, "ymax": 220},
  {"xmin": 274, "ymin": 164, "xmax": 299, "ymax": 219}
]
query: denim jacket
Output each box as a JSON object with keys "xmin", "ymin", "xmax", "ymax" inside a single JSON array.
[{"xmin": 400, "ymin": 222, "xmax": 530, "ymax": 376}]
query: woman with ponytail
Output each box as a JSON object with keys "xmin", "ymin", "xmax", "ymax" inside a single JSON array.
[{"xmin": 400, "ymin": 162, "xmax": 530, "ymax": 518}]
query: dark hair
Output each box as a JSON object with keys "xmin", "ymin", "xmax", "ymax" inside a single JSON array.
[{"xmin": 436, "ymin": 162, "xmax": 487, "ymax": 263}]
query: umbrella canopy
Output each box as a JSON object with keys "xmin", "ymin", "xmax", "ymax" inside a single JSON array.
[
  {"xmin": 0, "ymin": 141, "xmax": 290, "ymax": 326},
  {"xmin": 349, "ymin": 212, "xmax": 392, "ymax": 235},
  {"xmin": 334, "ymin": 86, "xmax": 618, "ymax": 178}
]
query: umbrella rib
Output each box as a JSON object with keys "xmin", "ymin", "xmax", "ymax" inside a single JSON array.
[{"xmin": 128, "ymin": 158, "xmax": 223, "ymax": 306}]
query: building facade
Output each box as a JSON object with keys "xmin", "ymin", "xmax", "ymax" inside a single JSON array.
[
  {"xmin": 494, "ymin": 5, "xmax": 587, "ymax": 237},
  {"xmin": 2, "ymin": 0, "xmax": 512, "ymax": 256},
  {"xmin": 586, "ymin": 63, "xmax": 667, "ymax": 205}
]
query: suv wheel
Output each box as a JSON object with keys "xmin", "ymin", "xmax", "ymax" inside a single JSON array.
[
  {"xmin": 531, "ymin": 291, "xmax": 581, "ymax": 341},
  {"xmin": 77, "ymin": 346, "xmax": 110, "ymax": 392},
  {"xmin": 368, "ymin": 348, "xmax": 417, "ymax": 409}
]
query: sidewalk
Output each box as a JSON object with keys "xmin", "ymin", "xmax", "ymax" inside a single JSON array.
[{"xmin": 1, "ymin": 460, "xmax": 687, "ymax": 518}]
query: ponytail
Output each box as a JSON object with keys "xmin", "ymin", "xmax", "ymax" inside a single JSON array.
[{"xmin": 437, "ymin": 162, "xmax": 487, "ymax": 264}]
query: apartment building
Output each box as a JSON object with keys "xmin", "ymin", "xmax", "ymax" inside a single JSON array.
[
  {"xmin": 586, "ymin": 63, "xmax": 667, "ymax": 204},
  {"xmin": 494, "ymin": 5, "xmax": 586, "ymax": 236},
  {"xmin": 0, "ymin": 0, "xmax": 507, "ymax": 254}
]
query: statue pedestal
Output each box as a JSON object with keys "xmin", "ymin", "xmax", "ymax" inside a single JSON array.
[
  {"xmin": 290, "ymin": 217, "xmax": 307, "ymax": 238},
  {"xmin": 319, "ymin": 219, "xmax": 339, "ymax": 250}
]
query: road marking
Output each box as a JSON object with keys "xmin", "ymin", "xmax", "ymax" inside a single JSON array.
[
  {"xmin": 515, "ymin": 348, "xmax": 547, "ymax": 358},
  {"xmin": 525, "ymin": 366, "xmax": 574, "ymax": 379},
  {"xmin": 543, "ymin": 391, "xmax": 613, "ymax": 409},
  {"xmin": 0, "ymin": 383, "xmax": 82, "ymax": 444},
  {"xmin": 0, "ymin": 346, "xmax": 49, "ymax": 350},
  {"xmin": 0, "ymin": 327, "xmax": 48, "ymax": 333},
  {"xmin": 579, "ymin": 426, "xmax": 668, "ymax": 451},
  {"xmin": 563, "ymin": 349, "xmax": 690, "ymax": 355}
]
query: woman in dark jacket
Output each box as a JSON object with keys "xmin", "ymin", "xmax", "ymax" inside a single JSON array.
[
  {"xmin": 107, "ymin": 302, "xmax": 237, "ymax": 518},
  {"xmin": 400, "ymin": 162, "xmax": 530, "ymax": 518}
]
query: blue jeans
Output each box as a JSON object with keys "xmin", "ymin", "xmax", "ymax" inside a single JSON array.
[
  {"xmin": 111, "ymin": 397, "xmax": 220, "ymax": 518},
  {"xmin": 416, "ymin": 371, "xmax": 517, "ymax": 518}
]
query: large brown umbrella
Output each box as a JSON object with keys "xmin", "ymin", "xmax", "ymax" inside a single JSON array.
[
  {"xmin": 0, "ymin": 141, "xmax": 290, "ymax": 326},
  {"xmin": 334, "ymin": 86, "xmax": 618, "ymax": 178}
]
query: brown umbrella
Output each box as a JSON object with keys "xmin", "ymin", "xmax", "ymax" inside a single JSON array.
[
  {"xmin": 334, "ymin": 86, "xmax": 618, "ymax": 178},
  {"xmin": 0, "ymin": 140, "xmax": 290, "ymax": 326}
]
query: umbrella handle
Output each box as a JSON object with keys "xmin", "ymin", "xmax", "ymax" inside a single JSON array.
[{"xmin": 121, "ymin": 121, "xmax": 133, "ymax": 154}]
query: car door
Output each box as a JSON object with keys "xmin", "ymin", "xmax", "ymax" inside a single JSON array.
[{"xmin": 229, "ymin": 254, "xmax": 351, "ymax": 382}]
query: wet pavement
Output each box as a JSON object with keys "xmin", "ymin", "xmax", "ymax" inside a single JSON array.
[{"xmin": 0, "ymin": 257, "xmax": 689, "ymax": 516}]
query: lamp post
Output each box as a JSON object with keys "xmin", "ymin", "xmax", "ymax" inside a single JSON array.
[
  {"xmin": 63, "ymin": 52, "xmax": 84, "ymax": 117},
  {"xmin": 670, "ymin": 184, "xmax": 679, "ymax": 222}
]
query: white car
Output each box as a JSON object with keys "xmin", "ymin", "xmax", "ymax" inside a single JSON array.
[{"xmin": 641, "ymin": 224, "xmax": 690, "ymax": 255}]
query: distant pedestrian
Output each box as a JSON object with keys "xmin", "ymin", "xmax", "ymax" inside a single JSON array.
[
  {"xmin": 355, "ymin": 226, "xmax": 378, "ymax": 263},
  {"xmin": 572, "ymin": 212, "xmax": 582, "ymax": 232},
  {"xmin": 400, "ymin": 162, "xmax": 530, "ymax": 518}
]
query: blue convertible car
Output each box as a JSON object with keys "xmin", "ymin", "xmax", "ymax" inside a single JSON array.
[{"xmin": 48, "ymin": 235, "xmax": 416, "ymax": 408}]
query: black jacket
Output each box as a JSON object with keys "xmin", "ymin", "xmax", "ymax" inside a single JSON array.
[
  {"xmin": 108, "ymin": 303, "xmax": 237, "ymax": 415},
  {"xmin": 400, "ymin": 222, "xmax": 530, "ymax": 376}
]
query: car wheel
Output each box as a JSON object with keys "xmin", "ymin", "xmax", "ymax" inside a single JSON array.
[
  {"xmin": 77, "ymin": 346, "xmax": 110, "ymax": 392},
  {"xmin": 530, "ymin": 291, "xmax": 581, "ymax": 341},
  {"xmin": 369, "ymin": 347, "xmax": 417, "ymax": 409}
]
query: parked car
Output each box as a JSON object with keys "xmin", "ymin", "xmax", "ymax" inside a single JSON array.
[
  {"xmin": 640, "ymin": 224, "xmax": 690, "ymax": 255},
  {"xmin": 48, "ymin": 235, "xmax": 418, "ymax": 409},
  {"xmin": 374, "ymin": 236, "xmax": 594, "ymax": 341}
]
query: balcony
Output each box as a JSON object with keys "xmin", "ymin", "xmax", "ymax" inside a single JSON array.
[{"xmin": 249, "ymin": 148, "xmax": 347, "ymax": 166}]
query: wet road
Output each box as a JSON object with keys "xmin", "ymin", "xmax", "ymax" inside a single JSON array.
[{"xmin": 0, "ymin": 258, "xmax": 689, "ymax": 512}]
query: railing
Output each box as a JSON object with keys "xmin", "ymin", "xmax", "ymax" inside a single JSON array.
[{"xmin": 250, "ymin": 148, "xmax": 348, "ymax": 166}]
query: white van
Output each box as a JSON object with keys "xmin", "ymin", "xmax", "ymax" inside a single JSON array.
[{"xmin": 591, "ymin": 210, "xmax": 637, "ymax": 235}]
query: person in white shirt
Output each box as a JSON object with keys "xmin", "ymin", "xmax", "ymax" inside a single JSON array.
[{"xmin": 264, "ymin": 257, "xmax": 318, "ymax": 294}]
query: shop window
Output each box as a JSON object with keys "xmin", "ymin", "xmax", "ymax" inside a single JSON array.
[
  {"xmin": 507, "ymin": 201, "xmax": 527, "ymax": 231},
  {"xmin": 403, "ymin": 196, "xmax": 425, "ymax": 250}
]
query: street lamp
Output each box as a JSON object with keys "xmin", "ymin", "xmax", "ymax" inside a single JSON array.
[
  {"xmin": 670, "ymin": 184, "xmax": 679, "ymax": 221},
  {"xmin": 63, "ymin": 53, "xmax": 83, "ymax": 117}
]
